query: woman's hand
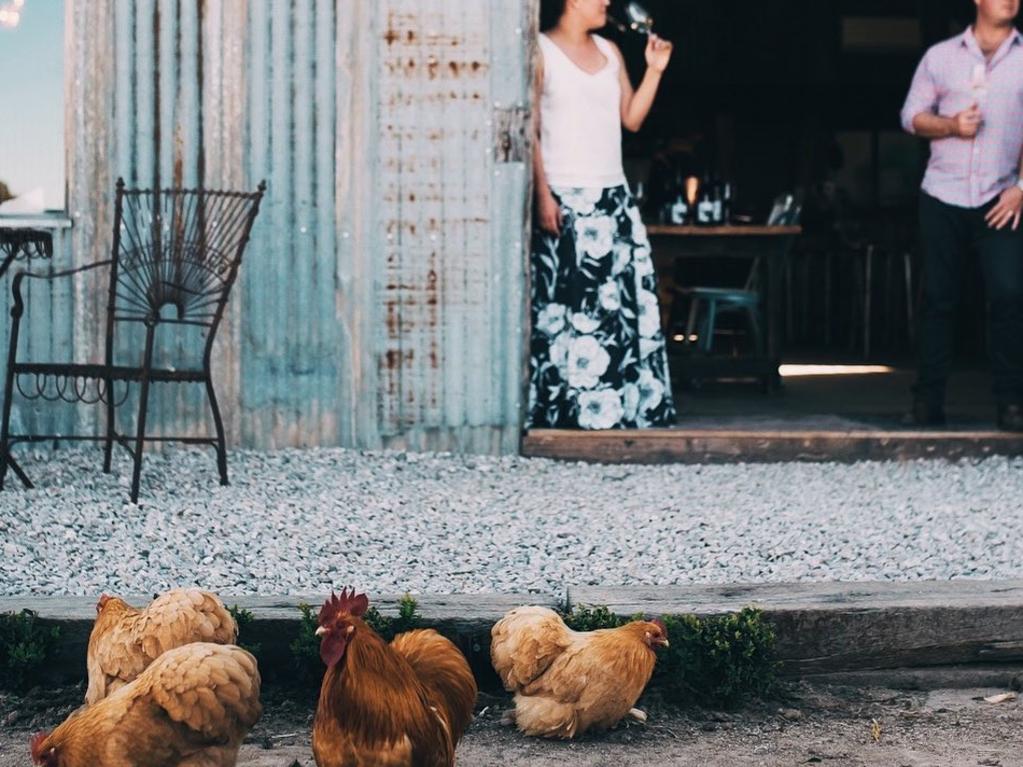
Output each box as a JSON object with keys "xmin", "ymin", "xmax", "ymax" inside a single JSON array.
[
  {"xmin": 645, "ymin": 34, "xmax": 673, "ymax": 74},
  {"xmin": 537, "ymin": 188, "xmax": 563, "ymax": 236}
]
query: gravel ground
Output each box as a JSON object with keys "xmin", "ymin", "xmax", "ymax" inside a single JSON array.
[{"xmin": 1, "ymin": 447, "xmax": 1022, "ymax": 597}]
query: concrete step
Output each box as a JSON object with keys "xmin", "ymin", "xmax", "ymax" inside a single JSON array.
[{"xmin": 4, "ymin": 580, "xmax": 1023, "ymax": 689}]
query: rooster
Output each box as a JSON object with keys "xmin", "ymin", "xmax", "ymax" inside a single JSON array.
[
  {"xmin": 31, "ymin": 643, "xmax": 261, "ymax": 767},
  {"xmin": 312, "ymin": 589, "xmax": 477, "ymax": 767},
  {"xmin": 490, "ymin": 606, "xmax": 669, "ymax": 739},
  {"xmin": 85, "ymin": 589, "xmax": 238, "ymax": 705}
]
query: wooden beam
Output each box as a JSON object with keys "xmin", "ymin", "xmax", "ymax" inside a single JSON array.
[
  {"xmin": 647, "ymin": 225, "xmax": 803, "ymax": 237},
  {"xmin": 523, "ymin": 428, "xmax": 1023, "ymax": 464},
  {"xmin": 571, "ymin": 581, "xmax": 1023, "ymax": 675}
]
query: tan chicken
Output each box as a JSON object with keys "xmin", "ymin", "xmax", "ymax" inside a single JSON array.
[
  {"xmin": 490, "ymin": 606, "xmax": 669, "ymax": 739},
  {"xmin": 312, "ymin": 589, "xmax": 477, "ymax": 767},
  {"xmin": 85, "ymin": 589, "xmax": 238, "ymax": 705},
  {"xmin": 31, "ymin": 643, "xmax": 262, "ymax": 767}
]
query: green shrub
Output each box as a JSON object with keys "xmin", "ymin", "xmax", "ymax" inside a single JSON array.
[
  {"xmin": 0, "ymin": 610, "xmax": 61, "ymax": 691},
  {"xmin": 227, "ymin": 604, "xmax": 262, "ymax": 659},
  {"xmin": 291, "ymin": 602, "xmax": 323, "ymax": 685},
  {"xmin": 561, "ymin": 603, "xmax": 777, "ymax": 709},
  {"xmin": 656, "ymin": 608, "xmax": 778, "ymax": 708},
  {"xmin": 363, "ymin": 594, "xmax": 421, "ymax": 641},
  {"xmin": 560, "ymin": 603, "xmax": 626, "ymax": 631}
]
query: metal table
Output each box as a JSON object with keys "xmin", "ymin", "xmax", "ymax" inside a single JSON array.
[
  {"xmin": 0, "ymin": 216, "xmax": 70, "ymax": 488},
  {"xmin": 647, "ymin": 224, "xmax": 802, "ymax": 389}
]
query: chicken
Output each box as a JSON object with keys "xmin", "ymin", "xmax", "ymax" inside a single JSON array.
[
  {"xmin": 490, "ymin": 606, "xmax": 669, "ymax": 739},
  {"xmin": 85, "ymin": 589, "xmax": 238, "ymax": 705},
  {"xmin": 312, "ymin": 589, "xmax": 477, "ymax": 767},
  {"xmin": 31, "ymin": 642, "xmax": 262, "ymax": 767}
]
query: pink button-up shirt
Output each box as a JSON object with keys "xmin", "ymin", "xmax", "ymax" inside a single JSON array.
[{"xmin": 901, "ymin": 27, "xmax": 1023, "ymax": 209}]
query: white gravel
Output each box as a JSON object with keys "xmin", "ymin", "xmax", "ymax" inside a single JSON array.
[{"xmin": 1, "ymin": 447, "xmax": 1022, "ymax": 597}]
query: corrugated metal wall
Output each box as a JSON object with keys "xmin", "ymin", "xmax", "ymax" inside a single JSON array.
[{"xmin": 4, "ymin": 0, "xmax": 537, "ymax": 458}]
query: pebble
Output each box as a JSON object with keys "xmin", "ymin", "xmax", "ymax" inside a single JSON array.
[{"xmin": 0, "ymin": 448, "xmax": 1022, "ymax": 597}]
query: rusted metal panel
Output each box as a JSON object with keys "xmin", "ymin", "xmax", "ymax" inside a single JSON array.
[{"xmin": 12, "ymin": 0, "xmax": 538, "ymax": 458}]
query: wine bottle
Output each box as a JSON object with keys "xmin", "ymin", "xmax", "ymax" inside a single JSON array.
[
  {"xmin": 697, "ymin": 177, "xmax": 715, "ymax": 226},
  {"xmin": 722, "ymin": 182, "xmax": 734, "ymax": 225}
]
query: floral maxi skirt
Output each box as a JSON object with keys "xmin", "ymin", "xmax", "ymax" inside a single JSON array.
[{"xmin": 528, "ymin": 185, "xmax": 676, "ymax": 430}]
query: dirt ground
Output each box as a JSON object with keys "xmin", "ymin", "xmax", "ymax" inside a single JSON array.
[{"xmin": 2, "ymin": 682, "xmax": 1021, "ymax": 766}]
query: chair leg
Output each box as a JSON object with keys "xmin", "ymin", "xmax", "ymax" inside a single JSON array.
[
  {"xmin": 0, "ymin": 366, "xmax": 32, "ymax": 491},
  {"xmin": 701, "ymin": 300, "xmax": 718, "ymax": 355},
  {"xmin": 205, "ymin": 377, "xmax": 229, "ymax": 486},
  {"xmin": 103, "ymin": 377, "xmax": 115, "ymax": 473},
  {"xmin": 904, "ymin": 251, "xmax": 915, "ymax": 346},
  {"xmin": 0, "ymin": 366, "xmax": 13, "ymax": 491},
  {"xmin": 748, "ymin": 306, "xmax": 766, "ymax": 357},
  {"xmin": 130, "ymin": 376, "xmax": 152, "ymax": 505},
  {"xmin": 685, "ymin": 296, "xmax": 700, "ymax": 348},
  {"xmin": 824, "ymin": 252, "xmax": 833, "ymax": 347},
  {"xmin": 864, "ymin": 245, "xmax": 874, "ymax": 360}
]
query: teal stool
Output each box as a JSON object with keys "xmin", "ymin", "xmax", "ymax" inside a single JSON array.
[{"xmin": 681, "ymin": 285, "xmax": 766, "ymax": 358}]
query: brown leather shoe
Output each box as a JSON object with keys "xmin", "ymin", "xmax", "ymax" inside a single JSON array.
[
  {"xmin": 998, "ymin": 403, "xmax": 1023, "ymax": 432},
  {"xmin": 902, "ymin": 400, "xmax": 946, "ymax": 427}
]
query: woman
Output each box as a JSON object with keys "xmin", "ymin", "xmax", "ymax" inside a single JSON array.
[{"xmin": 529, "ymin": 0, "xmax": 676, "ymax": 430}]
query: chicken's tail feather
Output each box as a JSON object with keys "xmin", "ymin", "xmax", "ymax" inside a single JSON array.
[{"xmin": 390, "ymin": 629, "xmax": 478, "ymax": 746}]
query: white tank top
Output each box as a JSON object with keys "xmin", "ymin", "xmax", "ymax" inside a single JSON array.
[{"xmin": 538, "ymin": 33, "xmax": 626, "ymax": 190}]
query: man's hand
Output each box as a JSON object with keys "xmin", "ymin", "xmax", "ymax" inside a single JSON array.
[
  {"xmin": 537, "ymin": 189, "xmax": 563, "ymax": 236},
  {"xmin": 952, "ymin": 104, "xmax": 982, "ymax": 139},
  {"xmin": 645, "ymin": 34, "xmax": 673, "ymax": 74},
  {"xmin": 985, "ymin": 185, "xmax": 1023, "ymax": 231}
]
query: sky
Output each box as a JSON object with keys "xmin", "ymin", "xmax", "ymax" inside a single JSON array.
[{"xmin": 0, "ymin": 0, "xmax": 65, "ymax": 210}]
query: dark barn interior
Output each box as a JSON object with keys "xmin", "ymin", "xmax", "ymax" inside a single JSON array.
[{"xmin": 598, "ymin": 0, "xmax": 1018, "ymax": 429}]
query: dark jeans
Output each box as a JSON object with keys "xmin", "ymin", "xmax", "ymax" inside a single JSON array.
[{"xmin": 916, "ymin": 191, "xmax": 1023, "ymax": 406}]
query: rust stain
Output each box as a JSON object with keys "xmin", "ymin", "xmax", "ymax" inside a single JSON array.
[{"xmin": 173, "ymin": 131, "xmax": 184, "ymax": 188}]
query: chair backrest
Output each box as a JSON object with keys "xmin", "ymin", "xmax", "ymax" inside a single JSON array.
[{"xmin": 105, "ymin": 178, "xmax": 265, "ymax": 365}]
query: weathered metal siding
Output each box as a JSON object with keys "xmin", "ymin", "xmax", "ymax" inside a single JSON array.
[{"xmin": 9, "ymin": 0, "xmax": 537, "ymax": 455}]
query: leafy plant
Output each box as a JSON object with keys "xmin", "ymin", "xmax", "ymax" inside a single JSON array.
[
  {"xmin": 227, "ymin": 604, "xmax": 262, "ymax": 659},
  {"xmin": 0, "ymin": 609, "xmax": 61, "ymax": 691},
  {"xmin": 560, "ymin": 603, "xmax": 626, "ymax": 631},
  {"xmin": 291, "ymin": 602, "xmax": 324, "ymax": 685},
  {"xmin": 364, "ymin": 594, "xmax": 421, "ymax": 641}
]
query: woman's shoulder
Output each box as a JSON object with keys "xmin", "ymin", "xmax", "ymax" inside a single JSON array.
[
  {"xmin": 590, "ymin": 34, "xmax": 624, "ymax": 67},
  {"xmin": 590, "ymin": 34, "xmax": 621, "ymax": 56}
]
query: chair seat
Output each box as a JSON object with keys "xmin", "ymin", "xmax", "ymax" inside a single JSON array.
[
  {"xmin": 678, "ymin": 286, "xmax": 760, "ymax": 303},
  {"xmin": 11, "ymin": 362, "xmax": 207, "ymax": 383}
]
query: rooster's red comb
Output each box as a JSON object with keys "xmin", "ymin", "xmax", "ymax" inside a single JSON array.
[{"xmin": 318, "ymin": 587, "xmax": 370, "ymax": 625}]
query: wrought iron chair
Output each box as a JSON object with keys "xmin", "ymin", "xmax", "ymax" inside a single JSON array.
[{"xmin": 0, "ymin": 178, "xmax": 266, "ymax": 503}]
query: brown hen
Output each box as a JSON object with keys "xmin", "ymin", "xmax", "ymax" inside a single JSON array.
[
  {"xmin": 31, "ymin": 643, "xmax": 261, "ymax": 767},
  {"xmin": 491, "ymin": 606, "xmax": 668, "ymax": 738},
  {"xmin": 85, "ymin": 588, "xmax": 238, "ymax": 705}
]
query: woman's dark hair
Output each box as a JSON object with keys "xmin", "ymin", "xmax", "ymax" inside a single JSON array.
[{"xmin": 540, "ymin": 0, "xmax": 567, "ymax": 31}]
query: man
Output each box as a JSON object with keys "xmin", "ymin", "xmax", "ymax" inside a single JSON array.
[{"xmin": 901, "ymin": 0, "xmax": 1023, "ymax": 430}]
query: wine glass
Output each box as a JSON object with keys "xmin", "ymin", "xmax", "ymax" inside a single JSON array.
[
  {"xmin": 625, "ymin": 3, "xmax": 654, "ymax": 35},
  {"xmin": 609, "ymin": 2, "xmax": 654, "ymax": 36}
]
